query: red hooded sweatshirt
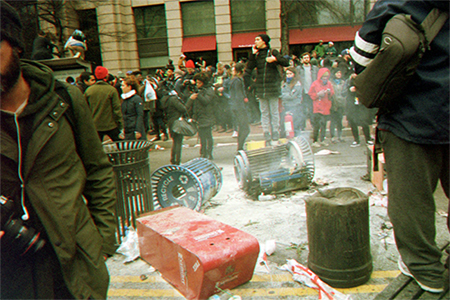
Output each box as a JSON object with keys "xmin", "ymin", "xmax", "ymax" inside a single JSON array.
[{"xmin": 308, "ymin": 68, "xmax": 334, "ymax": 115}]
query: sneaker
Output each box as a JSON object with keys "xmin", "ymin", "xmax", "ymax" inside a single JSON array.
[
  {"xmin": 350, "ymin": 141, "xmax": 361, "ymax": 147},
  {"xmin": 366, "ymin": 140, "xmax": 374, "ymax": 146},
  {"xmin": 321, "ymin": 141, "xmax": 329, "ymax": 146},
  {"xmin": 232, "ymin": 131, "xmax": 238, "ymax": 138},
  {"xmin": 398, "ymin": 258, "xmax": 444, "ymax": 293},
  {"xmin": 312, "ymin": 142, "xmax": 321, "ymax": 148},
  {"xmin": 331, "ymin": 137, "xmax": 339, "ymax": 143}
]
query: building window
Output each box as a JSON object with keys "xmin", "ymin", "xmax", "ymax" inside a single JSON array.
[
  {"xmin": 181, "ymin": 0, "xmax": 215, "ymax": 37},
  {"xmin": 133, "ymin": 4, "xmax": 168, "ymax": 58},
  {"xmin": 287, "ymin": 0, "xmax": 368, "ymax": 28},
  {"xmin": 230, "ymin": 0, "xmax": 265, "ymax": 33}
]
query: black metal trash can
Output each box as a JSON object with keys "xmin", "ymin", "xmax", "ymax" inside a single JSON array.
[
  {"xmin": 305, "ymin": 187, "xmax": 373, "ymax": 288},
  {"xmin": 103, "ymin": 140, "xmax": 153, "ymax": 241},
  {"xmin": 234, "ymin": 137, "xmax": 315, "ymax": 197},
  {"xmin": 151, "ymin": 158, "xmax": 222, "ymax": 211}
]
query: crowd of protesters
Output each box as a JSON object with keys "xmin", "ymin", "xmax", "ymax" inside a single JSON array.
[{"xmin": 64, "ymin": 36, "xmax": 376, "ymax": 165}]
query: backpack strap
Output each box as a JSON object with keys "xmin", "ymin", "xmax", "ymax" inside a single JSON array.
[{"xmin": 421, "ymin": 8, "xmax": 448, "ymax": 48}]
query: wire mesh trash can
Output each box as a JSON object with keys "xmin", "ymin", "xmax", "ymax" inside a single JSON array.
[
  {"xmin": 103, "ymin": 140, "xmax": 153, "ymax": 241},
  {"xmin": 234, "ymin": 137, "xmax": 315, "ymax": 197},
  {"xmin": 305, "ymin": 187, "xmax": 373, "ymax": 288},
  {"xmin": 151, "ymin": 158, "xmax": 222, "ymax": 211}
]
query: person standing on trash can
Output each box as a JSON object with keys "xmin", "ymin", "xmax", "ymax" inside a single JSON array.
[
  {"xmin": 121, "ymin": 78, "xmax": 146, "ymax": 140},
  {"xmin": 186, "ymin": 72, "xmax": 216, "ymax": 160},
  {"xmin": 350, "ymin": 0, "xmax": 449, "ymax": 294},
  {"xmin": 244, "ymin": 34, "xmax": 290, "ymax": 145},
  {"xmin": 0, "ymin": 2, "xmax": 118, "ymax": 298}
]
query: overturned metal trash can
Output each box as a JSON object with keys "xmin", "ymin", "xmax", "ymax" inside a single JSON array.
[
  {"xmin": 103, "ymin": 140, "xmax": 153, "ymax": 241},
  {"xmin": 305, "ymin": 187, "xmax": 372, "ymax": 288},
  {"xmin": 151, "ymin": 158, "xmax": 222, "ymax": 211},
  {"xmin": 234, "ymin": 137, "xmax": 314, "ymax": 196}
]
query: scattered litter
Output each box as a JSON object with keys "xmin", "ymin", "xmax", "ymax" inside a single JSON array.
[
  {"xmin": 368, "ymin": 192, "xmax": 388, "ymax": 207},
  {"xmin": 314, "ymin": 149, "xmax": 341, "ymax": 156},
  {"xmin": 437, "ymin": 210, "xmax": 448, "ymax": 217},
  {"xmin": 255, "ymin": 242, "xmax": 271, "ymax": 273},
  {"xmin": 264, "ymin": 240, "xmax": 277, "ymax": 256},
  {"xmin": 116, "ymin": 227, "xmax": 140, "ymax": 263},
  {"xmin": 258, "ymin": 194, "xmax": 276, "ymax": 201},
  {"xmin": 216, "ymin": 143, "xmax": 237, "ymax": 147},
  {"xmin": 140, "ymin": 274, "xmax": 148, "ymax": 281},
  {"xmin": 279, "ymin": 259, "xmax": 352, "ymax": 300},
  {"xmin": 312, "ymin": 178, "xmax": 333, "ymax": 186},
  {"xmin": 150, "ymin": 144, "xmax": 164, "ymax": 151}
]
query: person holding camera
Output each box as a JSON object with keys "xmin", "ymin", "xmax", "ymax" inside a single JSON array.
[{"xmin": 0, "ymin": 2, "xmax": 117, "ymax": 299}]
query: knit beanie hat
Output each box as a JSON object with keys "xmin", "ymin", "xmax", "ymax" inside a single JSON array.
[
  {"xmin": 185, "ymin": 60, "xmax": 195, "ymax": 69},
  {"xmin": 1, "ymin": 1, "xmax": 25, "ymax": 52},
  {"xmin": 257, "ymin": 34, "xmax": 271, "ymax": 47},
  {"xmin": 95, "ymin": 66, "xmax": 109, "ymax": 80}
]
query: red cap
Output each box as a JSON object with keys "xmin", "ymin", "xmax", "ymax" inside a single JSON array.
[
  {"xmin": 95, "ymin": 66, "xmax": 109, "ymax": 80},
  {"xmin": 185, "ymin": 60, "xmax": 195, "ymax": 69}
]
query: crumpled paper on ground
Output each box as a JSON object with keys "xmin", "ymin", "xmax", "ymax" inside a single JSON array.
[
  {"xmin": 279, "ymin": 259, "xmax": 352, "ymax": 300},
  {"xmin": 116, "ymin": 227, "xmax": 140, "ymax": 263}
]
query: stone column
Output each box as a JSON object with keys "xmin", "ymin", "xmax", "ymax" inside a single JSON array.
[
  {"xmin": 96, "ymin": 0, "xmax": 140, "ymax": 74},
  {"xmin": 266, "ymin": 0, "xmax": 281, "ymax": 50},
  {"xmin": 165, "ymin": 0, "xmax": 183, "ymax": 69},
  {"xmin": 214, "ymin": 0, "xmax": 233, "ymax": 64}
]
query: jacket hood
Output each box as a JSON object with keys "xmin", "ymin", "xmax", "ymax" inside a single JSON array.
[
  {"xmin": 317, "ymin": 68, "xmax": 330, "ymax": 80},
  {"xmin": 19, "ymin": 59, "xmax": 57, "ymax": 118}
]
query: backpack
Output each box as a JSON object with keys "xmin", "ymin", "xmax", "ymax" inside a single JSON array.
[{"xmin": 354, "ymin": 8, "xmax": 448, "ymax": 112}]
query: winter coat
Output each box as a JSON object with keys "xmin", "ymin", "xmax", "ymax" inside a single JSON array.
[
  {"xmin": 330, "ymin": 78, "xmax": 347, "ymax": 111},
  {"xmin": 229, "ymin": 76, "xmax": 247, "ymax": 110},
  {"xmin": 0, "ymin": 60, "xmax": 117, "ymax": 299},
  {"xmin": 121, "ymin": 92, "xmax": 145, "ymax": 135},
  {"xmin": 244, "ymin": 47, "xmax": 290, "ymax": 99},
  {"xmin": 160, "ymin": 94, "xmax": 188, "ymax": 129},
  {"xmin": 297, "ymin": 64, "xmax": 319, "ymax": 93},
  {"xmin": 281, "ymin": 80, "xmax": 302, "ymax": 107},
  {"xmin": 186, "ymin": 85, "xmax": 216, "ymax": 128},
  {"xmin": 84, "ymin": 81, "xmax": 123, "ymax": 132},
  {"xmin": 352, "ymin": 0, "xmax": 449, "ymax": 144},
  {"xmin": 308, "ymin": 68, "xmax": 335, "ymax": 115},
  {"xmin": 345, "ymin": 77, "xmax": 374, "ymax": 125}
]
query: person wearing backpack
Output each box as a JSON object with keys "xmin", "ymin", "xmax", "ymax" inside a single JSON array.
[
  {"xmin": 1, "ymin": 2, "xmax": 117, "ymax": 298},
  {"xmin": 351, "ymin": 0, "xmax": 449, "ymax": 294}
]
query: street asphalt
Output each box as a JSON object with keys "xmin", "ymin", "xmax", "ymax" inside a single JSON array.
[{"xmin": 105, "ymin": 123, "xmax": 449, "ymax": 300}]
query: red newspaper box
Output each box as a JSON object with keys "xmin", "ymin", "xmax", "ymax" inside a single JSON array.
[{"xmin": 136, "ymin": 206, "xmax": 260, "ymax": 300}]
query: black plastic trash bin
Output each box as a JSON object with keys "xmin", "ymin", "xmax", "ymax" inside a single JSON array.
[
  {"xmin": 305, "ymin": 187, "xmax": 373, "ymax": 288},
  {"xmin": 103, "ymin": 140, "xmax": 153, "ymax": 241}
]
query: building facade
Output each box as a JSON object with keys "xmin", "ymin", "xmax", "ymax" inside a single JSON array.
[{"xmin": 55, "ymin": 0, "xmax": 376, "ymax": 75}]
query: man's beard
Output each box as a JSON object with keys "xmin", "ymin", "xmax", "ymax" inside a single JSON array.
[{"xmin": 1, "ymin": 49, "xmax": 21, "ymax": 97}]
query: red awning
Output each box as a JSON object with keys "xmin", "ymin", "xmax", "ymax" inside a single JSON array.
[
  {"xmin": 289, "ymin": 25, "xmax": 361, "ymax": 45},
  {"xmin": 182, "ymin": 35, "xmax": 216, "ymax": 53},
  {"xmin": 231, "ymin": 31, "xmax": 266, "ymax": 48}
]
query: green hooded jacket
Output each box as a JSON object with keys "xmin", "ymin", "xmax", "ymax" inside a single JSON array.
[{"xmin": 0, "ymin": 60, "xmax": 117, "ymax": 299}]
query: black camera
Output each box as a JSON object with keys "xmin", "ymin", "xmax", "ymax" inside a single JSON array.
[{"xmin": 0, "ymin": 196, "xmax": 45, "ymax": 256}]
